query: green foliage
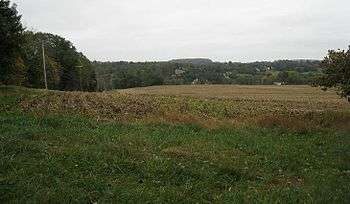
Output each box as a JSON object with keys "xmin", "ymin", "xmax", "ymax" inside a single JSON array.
[
  {"xmin": 95, "ymin": 60, "xmax": 321, "ymax": 90},
  {"xmin": 0, "ymin": 0, "xmax": 25, "ymax": 85},
  {"xmin": 169, "ymin": 58, "xmax": 213, "ymax": 65},
  {"xmin": 277, "ymin": 71, "xmax": 289, "ymax": 83},
  {"xmin": 21, "ymin": 31, "xmax": 96, "ymax": 91},
  {"xmin": 5, "ymin": 57, "xmax": 27, "ymax": 85},
  {"xmin": 315, "ymin": 47, "xmax": 350, "ymax": 100}
]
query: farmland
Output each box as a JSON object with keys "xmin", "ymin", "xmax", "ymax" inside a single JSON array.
[
  {"xmin": 118, "ymin": 85, "xmax": 336, "ymax": 101},
  {"xmin": 1, "ymin": 85, "xmax": 350, "ymax": 203},
  {"xmin": 17, "ymin": 85, "xmax": 349, "ymax": 130}
]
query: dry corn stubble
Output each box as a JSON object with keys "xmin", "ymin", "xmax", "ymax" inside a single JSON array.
[{"xmin": 20, "ymin": 85, "xmax": 350, "ymax": 130}]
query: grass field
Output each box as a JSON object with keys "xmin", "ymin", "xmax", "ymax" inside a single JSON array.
[{"xmin": 1, "ymin": 85, "xmax": 349, "ymax": 203}]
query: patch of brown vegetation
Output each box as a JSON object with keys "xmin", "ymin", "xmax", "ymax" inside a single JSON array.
[
  {"xmin": 255, "ymin": 112, "xmax": 350, "ymax": 132},
  {"xmin": 18, "ymin": 85, "xmax": 350, "ymax": 131},
  {"xmin": 118, "ymin": 85, "xmax": 346, "ymax": 103},
  {"xmin": 267, "ymin": 176, "xmax": 304, "ymax": 188}
]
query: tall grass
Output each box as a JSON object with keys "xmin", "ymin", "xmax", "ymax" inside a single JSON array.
[{"xmin": 0, "ymin": 86, "xmax": 349, "ymax": 203}]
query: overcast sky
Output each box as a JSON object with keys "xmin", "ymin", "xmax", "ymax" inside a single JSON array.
[{"xmin": 12, "ymin": 0, "xmax": 350, "ymax": 62}]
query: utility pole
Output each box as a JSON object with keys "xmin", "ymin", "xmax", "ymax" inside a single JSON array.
[
  {"xmin": 75, "ymin": 65, "xmax": 83, "ymax": 91},
  {"xmin": 42, "ymin": 42, "xmax": 48, "ymax": 90}
]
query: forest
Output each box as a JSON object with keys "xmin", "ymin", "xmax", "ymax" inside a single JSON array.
[
  {"xmin": 94, "ymin": 60, "xmax": 321, "ymax": 91},
  {"xmin": 21, "ymin": 32, "xmax": 96, "ymax": 91},
  {"xmin": 1, "ymin": 30, "xmax": 96, "ymax": 91}
]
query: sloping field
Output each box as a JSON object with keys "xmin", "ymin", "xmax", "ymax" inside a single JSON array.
[
  {"xmin": 1, "ymin": 86, "xmax": 350, "ymax": 203},
  {"xmin": 118, "ymin": 85, "xmax": 350, "ymax": 130},
  {"xmin": 8, "ymin": 85, "xmax": 348, "ymax": 130},
  {"xmin": 118, "ymin": 85, "xmax": 342, "ymax": 101}
]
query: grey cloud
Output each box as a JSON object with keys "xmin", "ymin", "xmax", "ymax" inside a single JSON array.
[{"xmin": 13, "ymin": 0, "xmax": 350, "ymax": 62}]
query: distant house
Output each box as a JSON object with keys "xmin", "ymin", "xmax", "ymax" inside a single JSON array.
[{"xmin": 273, "ymin": 82, "xmax": 283, "ymax": 86}]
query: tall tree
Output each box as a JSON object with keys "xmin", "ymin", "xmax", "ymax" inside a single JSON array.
[
  {"xmin": 22, "ymin": 31, "xmax": 96, "ymax": 91},
  {"xmin": 277, "ymin": 71, "xmax": 289, "ymax": 84},
  {"xmin": 0, "ymin": 0, "xmax": 25, "ymax": 85},
  {"xmin": 315, "ymin": 47, "xmax": 350, "ymax": 102}
]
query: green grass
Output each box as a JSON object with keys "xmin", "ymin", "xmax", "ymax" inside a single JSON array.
[{"xmin": 0, "ymin": 86, "xmax": 349, "ymax": 203}]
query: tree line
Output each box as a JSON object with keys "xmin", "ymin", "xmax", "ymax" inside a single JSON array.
[
  {"xmin": 94, "ymin": 60, "xmax": 322, "ymax": 91},
  {"xmin": 0, "ymin": 1, "xmax": 96, "ymax": 91}
]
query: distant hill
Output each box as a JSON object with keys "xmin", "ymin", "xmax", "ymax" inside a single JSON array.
[{"xmin": 169, "ymin": 58, "xmax": 213, "ymax": 65}]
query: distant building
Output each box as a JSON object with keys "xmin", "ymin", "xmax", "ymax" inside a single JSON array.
[{"xmin": 273, "ymin": 82, "xmax": 283, "ymax": 86}]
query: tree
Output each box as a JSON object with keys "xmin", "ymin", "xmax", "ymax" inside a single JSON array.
[
  {"xmin": 22, "ymin": 31, "xmax": 97, "ymax": 91},
  {"xmin": 6, "ymin": 56, "xmax": 27, "ymax": 85},
  {"xmin": 277, "ymin": 71, "xmax": 289, "ymax": 84},
  {"xmin": 0, "ymin": 0, "xmax": 25, "ymax": 85},
  {"xmin": 315, "ymin": 47, "xmax": 350, "ymax": 102},
  {"xmin": 287, "ymin": 71, "xmax": 301, "ymax": 84}
]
